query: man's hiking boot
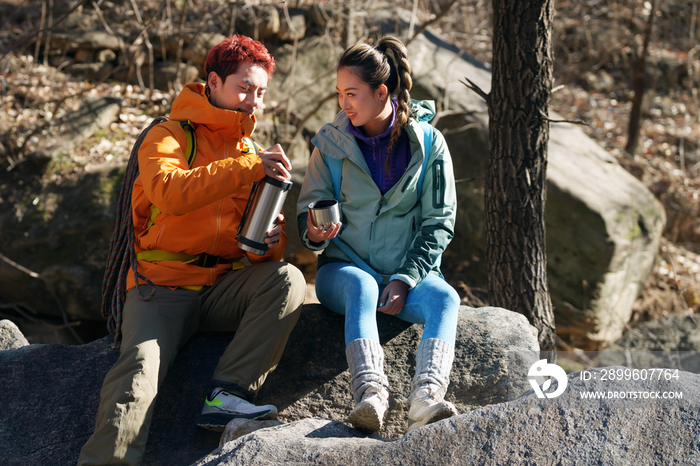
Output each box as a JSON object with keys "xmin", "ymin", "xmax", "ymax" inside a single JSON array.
[{"xmin": 196, "ymin": 387, "xmax": 278, "ymax": 432}]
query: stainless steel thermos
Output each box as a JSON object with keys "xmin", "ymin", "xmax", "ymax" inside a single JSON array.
[{"xmin": 237, "ymin": 175, "xmax": 293, "ymax": 255}]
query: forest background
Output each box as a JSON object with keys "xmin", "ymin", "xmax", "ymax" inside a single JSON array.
[{"xmin": 0, "ymin": 0, "xmax": 699, "ymax": 346}]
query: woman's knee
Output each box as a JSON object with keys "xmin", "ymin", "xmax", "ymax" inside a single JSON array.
[
  {"xmin": 444, "ymin": 285, "xmax": 461, "ymax": 311},
  {"xmin": 409, "ymin": 279, "xmax": 461, "ymax": 322},
  {"xmin": 316, "ymin": 264, "xmax": 379, "ymax": 311},
  {"xmin": 321, "ymin": 264, "xmax": 378, "ymax": 295}
]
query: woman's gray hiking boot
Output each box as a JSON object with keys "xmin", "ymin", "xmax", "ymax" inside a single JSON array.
[
  {"xmin": 346, "ymin": 338, "xmax": 390, "ymax": 433},
  {"xmin": 407, "ymin": 338, "xmax": 457, "ymax": 432}
]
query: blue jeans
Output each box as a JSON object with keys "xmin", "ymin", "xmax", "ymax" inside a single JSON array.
[{"xmin": 315, "ymin": 262, "xmax": 460, "ymax": 346}]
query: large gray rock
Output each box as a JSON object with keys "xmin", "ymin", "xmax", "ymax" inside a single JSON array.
[
  {"xmin": 0, "ymin": 304, "xmax": 533, "ymax": 465},
  {"xmin": 277, "ymin": 10, "xmax": 306, "ymax": 42},
  {"xmin": 600, "ymin": 313, "xmax": 700, "ymax": 373},
  {"xmin": 405, "ymin": 30, "xmax": 666, "ymax": 349},
  {"xmin": 0, "ymin": 333, "xmax": 221, "ymax": 466},
  {"xmin": 236, "ymin": 5, "xmax": 281, "ymax": 40},
  {"xmin": 259, "ymin": 305, "xmax": 539, "ymax": 439},
  {"xmin": 218, "ymin": 419, "xmax": 283, "ymax": 446},
  {"xmin": 609, "ymin": 313, "xmax": 700, "ymax": 352},
  {"xmin": 196, "ymin": 368, "xmax": 700, "ymax": 465},
  {"xmin": 0, "ymin": 320, "xmax": 29, "ymax": 350}
]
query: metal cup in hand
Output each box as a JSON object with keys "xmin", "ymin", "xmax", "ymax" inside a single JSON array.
[{"xmin": 308, "ymin": 199, "xmax": 340, "ymax": 229}]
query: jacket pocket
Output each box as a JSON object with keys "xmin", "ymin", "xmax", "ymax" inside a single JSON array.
[{"xmin": 433, "ymin": 160, "xmax": 445, "ymax": 209}]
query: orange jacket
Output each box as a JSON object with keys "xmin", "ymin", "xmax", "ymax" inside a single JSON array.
[{"xmin": 127, "ymin": 83, "xmax": 287, "ymax": 290}]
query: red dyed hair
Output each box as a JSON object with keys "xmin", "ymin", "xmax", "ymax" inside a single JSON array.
[{"xmin": 205, "ymin": 35, "xmax": 276, "ymax": 82}]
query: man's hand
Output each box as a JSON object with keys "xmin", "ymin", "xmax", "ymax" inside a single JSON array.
[
  {"xmin": 259, "ymin": 144, "xmax": 291, "ymax": 181},
  {"xmin": 378, "ymin": 280, "xmax": 409, "ymax": 315},
  {"xmin": 306, "ymin": 213, "xmax": 341, "ymax": 244},
  {"xmin": 265, "ymin": 213, "xmax": 285, "ymax": 249}
]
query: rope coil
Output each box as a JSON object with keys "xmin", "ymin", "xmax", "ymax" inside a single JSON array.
[{"xmin": 101, "ymin": 117, "xmax": 165, "ymax": 344}]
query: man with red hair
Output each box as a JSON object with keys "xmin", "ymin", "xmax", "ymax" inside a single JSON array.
[{"xmin": 78, "ymin": 35, "xmax": 305, "ymax": 466}]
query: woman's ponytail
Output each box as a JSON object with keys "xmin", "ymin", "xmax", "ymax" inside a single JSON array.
[{"xmin": 375, "ymin": 36, "xmax": 412, "ymax": 157}]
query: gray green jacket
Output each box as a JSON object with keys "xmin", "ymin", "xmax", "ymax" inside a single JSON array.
[{"xmin": 296, "ymin": 100, "xmax": 457, "ymax": 289}]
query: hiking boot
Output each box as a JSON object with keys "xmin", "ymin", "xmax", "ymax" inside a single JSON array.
[
  {"xmin": 196, "ymin": 387, "xmax": 277, "ymax": 432},
  {"xmin": 406, "ymin": 338, "xmax": 458, "ymax": 433},
  {"xmin": 345, "ymin": 338, "xmax": 390, "ymax": 433},
  {"xmin": 407, "ymin": 387, "xmax": 457, "ymax": 432},
  {"xmin": 348, "ymin": 385, "xmax": 389, "ymax": 433}
]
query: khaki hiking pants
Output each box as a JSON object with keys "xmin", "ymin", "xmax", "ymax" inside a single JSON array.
[{"xmin": 77, "ymin": 261, "xmax": 305, "ymax": 466}]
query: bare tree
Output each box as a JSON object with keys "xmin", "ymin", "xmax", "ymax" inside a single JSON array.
[
  {"xmin": 465, "ymin": 0, "xmax": 557, "ymax": 355},
  {"xmin": 625, "ymin": 0, "xmax": 658, "ymax": 156}
]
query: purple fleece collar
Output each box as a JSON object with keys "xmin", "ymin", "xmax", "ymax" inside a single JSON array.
[{"xmin": 347, "ymin": 100, "xmax": 397, "ymax": 143}]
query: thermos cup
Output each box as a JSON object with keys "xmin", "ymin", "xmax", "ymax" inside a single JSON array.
[
  {"xmin": 237, "ymin": 175, "xmax": 293, "ymax": 255},
  {"xmin": 308, "ymin": 199, "xmax": 341, "ymax": 229}
]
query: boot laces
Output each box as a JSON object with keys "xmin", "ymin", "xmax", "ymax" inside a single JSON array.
[
  {"xmin": 361, "ymin": 385, "xmax": 383, "ymax": 401},
  {"xmin": 413, "ymin": 385, "xmax": 445, "ymax": 403}
]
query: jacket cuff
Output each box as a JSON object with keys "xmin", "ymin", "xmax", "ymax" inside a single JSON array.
[
  {"xmin": 302, "ymin": 230, "xmax": 329, "ymax": 251},
  {"xmin": 249, "ymin": 153, "xmax": 266, "ymax": 180},
  {"xmin": 390, "ymin": 273, "xmax": 417, "ymax": 290}
]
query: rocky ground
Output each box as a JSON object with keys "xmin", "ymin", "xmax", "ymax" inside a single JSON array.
[{"xmin": 1, "ymin": 0, "xmax": 699, "ymax": 345}]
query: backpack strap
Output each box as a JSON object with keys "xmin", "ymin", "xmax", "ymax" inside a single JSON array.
[
  {"xmin": 326, "ymin": 155, "xmax": 385, "ymax": 284},
  {"xmin": 145, "ymin": 120, "xmax": 198, "ymax": 229},
  {"xmin": 327, "ymin": 155, "xmax": 342, "ymax": 201},
  {"xmin": 416, "ymin": 121, "xmax": 434, "ymax": 199},
  {"xmin": 332, "ymin": 236, "xmax": 385, "ymax": 284},
  {"xmin": 242, "ymin": 137, "xmax": 259, "ymax": 156},
  {"xmin": 328, "ymin": 122, "xmax": 433, "ymax": 200},
  {"xmin": 179, "ymin": 119, "xmax": 197, "ymax": 167}
]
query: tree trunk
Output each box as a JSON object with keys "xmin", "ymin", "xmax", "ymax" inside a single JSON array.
[
  {"xmin": 486, "ymin": 0, "xmax": 556, "ymax": 354},
  {"xmin": 626, "ymin": 0, "xmax": 658, "ymax": 156}
]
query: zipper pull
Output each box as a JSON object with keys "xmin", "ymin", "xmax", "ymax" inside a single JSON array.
[{"xmin": 376, "ymin": 196, "xmax": 384, "ymax": 216}]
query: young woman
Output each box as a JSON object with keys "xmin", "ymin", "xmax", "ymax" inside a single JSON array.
[{"xmin": 297, "ymin": 36, "xmax": 460, "ymax": 434}]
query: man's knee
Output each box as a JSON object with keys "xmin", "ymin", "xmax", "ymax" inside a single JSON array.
[
  {"xmin": 111, "ymin": 340, "xmax": 162, "ymax": 395},
  {"xmin": 261, "ymin": 261, "xmax": 305, "ymax": 297},
  {"xmin": 251, "ymin": 261, "xmax": 306, "ymax": 318},
  {"xmin": 282, "ymin": 261, "xmax": 306, "ymax": 291},
  {"xmin": 278, "ymin": 262, "xmax": 306, "ymax": 316}
]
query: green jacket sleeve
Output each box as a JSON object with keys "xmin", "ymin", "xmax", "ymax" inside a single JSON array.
[
  {"xmin": 391, "ymin": 127, "xmax": 457, "ymax": 288},
  {"xmin": 296, "ymin": 147, "xmax": 335, "ymax": 251}
]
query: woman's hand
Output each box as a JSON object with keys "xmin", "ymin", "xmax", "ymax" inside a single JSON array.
[
  {"xmin": 306, "ymin": 213, "xmax": 341, "ymax": 243},
  {"xmin": 259, "ymin": 144, "xmax": 291, "ymax": 181},
  {"xmin": 265, "ymin": 213, "xmax": 285, "ymax": 249},
  {"xmin": 378, "ymin": 280, "xmax": 409, "ymax": 315}
]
